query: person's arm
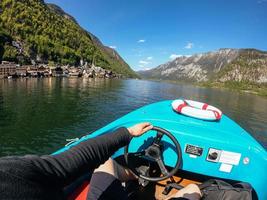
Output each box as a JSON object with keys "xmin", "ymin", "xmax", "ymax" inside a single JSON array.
[
  {"xmin": 1, "ymin": 123, "xmax": 152, "ymax": 189},
  {"xmin": 25, "ymin": 127, "xmax": 131, "ymax": 187}
]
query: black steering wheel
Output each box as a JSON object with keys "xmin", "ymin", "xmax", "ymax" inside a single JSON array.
[{"xmin": 124, "ymin": 126, "xmax": 182, "ymax": 182}]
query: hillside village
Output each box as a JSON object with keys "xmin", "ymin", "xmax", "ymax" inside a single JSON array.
[{"xmin": 0, "ymin": 61, "xmax": 122, "ymax": 79}]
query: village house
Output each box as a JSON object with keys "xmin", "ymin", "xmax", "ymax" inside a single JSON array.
[
  {"xmin": 83, "ymin": 68, "xmax": 95, "ymax": 78},
  {"xmin": 50, "ymin": 66, "xmax": 63, "ymax": 77},
  {"xmin": 37, "ymin": 65, "xmax": 50, "ymax": 77},
  {"xmin": 26, "ymin": 66, "xmax": 38, "ymax": 77},
  {"xmin": 0, "ymin": 61, "xmax": 17, "ymax": 78},
  {"xmin": 105, "ymin": 70, "xmax": 113, "ymax": 78},
  {"xmin": 61, "ymin": 66, "xmax": 70, "ymax": 76},
  {"xmin": 68, "ymin": 67, "xmax": 82, "ymax": 77},
  {"xmin": 16, "ymin": 66, "xmax": 27, "ymax": 77}
]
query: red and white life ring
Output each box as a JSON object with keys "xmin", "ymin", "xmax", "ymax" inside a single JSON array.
[{"xmin": 172, "ymin": 99, "xmax": 222, "ymax": 121}]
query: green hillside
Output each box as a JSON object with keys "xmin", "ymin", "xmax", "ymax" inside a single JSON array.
[{"xmin": 0, "ymin": 0, "xmax": 136, "ymax": 77}]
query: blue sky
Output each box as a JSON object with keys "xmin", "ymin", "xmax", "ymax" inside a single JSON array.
[{"xmin": 45, "ymin": 0, "xmax": 267, "ymax": 71}]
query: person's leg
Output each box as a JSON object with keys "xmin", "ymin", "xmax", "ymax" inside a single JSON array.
[
  {"xmin": 87, "ymin": 171, "xmax": 127, "ymax": 200},
  {"xmin": 166, "ymin": 184, "xmax": 202, "ymax": 200},
  {"xmin": 87, "ymin": 158, "xmax": 137, "ymax": 200},
  {"xmin": 94, "ymin": 158, "xmax": 137, "ymax": 182}
]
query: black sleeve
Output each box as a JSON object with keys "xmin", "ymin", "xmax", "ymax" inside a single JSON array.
[{"xmin": 1, "ymin": 127, "xmax": 132, "ymax": 188}]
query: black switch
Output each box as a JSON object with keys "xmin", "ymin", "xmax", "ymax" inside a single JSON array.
[{"xmin": 208, "ymin": 152, "xmax": 218, "ymax": 160}]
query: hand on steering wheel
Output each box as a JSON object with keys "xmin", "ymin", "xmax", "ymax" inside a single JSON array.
[{"xmin": 124, "ymin": 126, "xmax": 182, "ymax": 182}]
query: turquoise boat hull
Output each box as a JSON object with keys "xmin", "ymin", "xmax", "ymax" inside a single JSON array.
[{"xmin": 55, "ymin": 100, "xmax": 267, "ymax": 200}]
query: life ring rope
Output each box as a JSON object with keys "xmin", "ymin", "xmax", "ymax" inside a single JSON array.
[{"xmin": 172, "ymin": 99, "xmax": 222, "ymax": 121}]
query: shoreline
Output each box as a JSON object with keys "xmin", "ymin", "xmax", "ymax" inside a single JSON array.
[
  {"xmin": 138, "ymin": 78, "xmax": 267, "ymax": 97},
  {"xmin": 198, "ymin": 81, "xmax": 267, "ymax": 97}
]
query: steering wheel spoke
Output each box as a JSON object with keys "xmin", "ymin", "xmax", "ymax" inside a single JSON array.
[
  {"xmin": 153, "ymin": 131, "xmax": 164, "ymax": 145},
  {"xmin": 131, "ymin": 151, "xmax": 146, "ymax": 158},
  {"xmin": 156, "ymin": 157, "xmax": 169, "ymax": 176}
]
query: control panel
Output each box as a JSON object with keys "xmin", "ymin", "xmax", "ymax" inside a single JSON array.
[{"xmin": 184, "ymin": 144, "xmax": 243, "ymax": 174}]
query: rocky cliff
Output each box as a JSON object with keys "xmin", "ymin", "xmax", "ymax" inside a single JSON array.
[{"xmin": 139, "ymin": 48, "xmax": 267, "ymax": 85}]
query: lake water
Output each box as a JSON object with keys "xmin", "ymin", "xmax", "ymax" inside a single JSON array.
[{"xmin": 0, "ymin": 78, "xmax": 267, "ymax": 157}]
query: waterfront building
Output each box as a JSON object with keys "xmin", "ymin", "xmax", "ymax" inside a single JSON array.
[
  {"xmin": 69, "ymin": 67, "xmax": 82, "ymax": 77},
  {"xmin": 16, "ymin": 66, "xmax": 27, "ymax": 77},
  {"xmin": 26, "ymin": 66, "xmax": 38, "ymax": 77},
  {"xmin": 50, "ymin": 66, "xmax": 63, "ymax": 77},
  {"xmin": 0, "ymin": 62, "xmax": 16, "ymax": 78},
  {"xmin": 37, "ymin": 65, "xmax": 50, "ymax": 77}
]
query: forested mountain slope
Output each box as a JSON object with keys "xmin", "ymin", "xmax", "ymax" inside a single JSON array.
[{"xmin": 0, "ymin": 0, "xmax": 136, "ymax": 77}]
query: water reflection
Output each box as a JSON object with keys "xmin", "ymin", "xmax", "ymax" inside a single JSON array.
[{"xmin": 0, "ymin": 78, "xmax": 266, "ymax": 156}]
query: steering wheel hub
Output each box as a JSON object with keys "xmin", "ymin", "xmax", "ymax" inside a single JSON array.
[{"xmin": 147, "ymin": 146, "xmax": 160, "ymax": 158}]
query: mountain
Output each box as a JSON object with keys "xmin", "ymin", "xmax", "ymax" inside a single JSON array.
[
  {"xmin": 0, "ymin": 0, "xmax": 137, "ymax": 77},
  {"xmin": 138, "ymin": 48, "xmax": 267, "ymax": 85},
  {"xmin": 46, "ymin": 3, "xmax": 78, "ymax": 24}
]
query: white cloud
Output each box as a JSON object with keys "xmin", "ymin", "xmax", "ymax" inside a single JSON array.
[
  {"xmin": 138, "ymin": 56, "xmax": 153, "ymax": 68},
  {"xmin": 138, "ymin": 39, "xmax": 146, "ymax": 43},
  {"xmin": 144, "ymin": 67, "xmax": 151, "ymax": 71},
  {"xmin": 185, "ymin": 42, "xmax": 194, "ymax": 49},
  {"xmin": 109, "ymin": 46, "xmax": 117, "ymax": 49},
  {"xmin": 169, "ymin": 54, "xmax": 191, "ymax": 60},
  {"xmin": 138, "ymin": 59, "xmax": 151, "ymax": 68},
  {"xmin": 138, "ymin": 65, "xmax": 151, "ymax": 70},
  {"xmin": 139, "ymin": 60, "xmax": 150, "ymax": 65}
]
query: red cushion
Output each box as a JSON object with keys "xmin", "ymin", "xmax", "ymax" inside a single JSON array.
[{"xmin": 68, "ymin": 181, "xmax": 90, "ymax": 200}]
